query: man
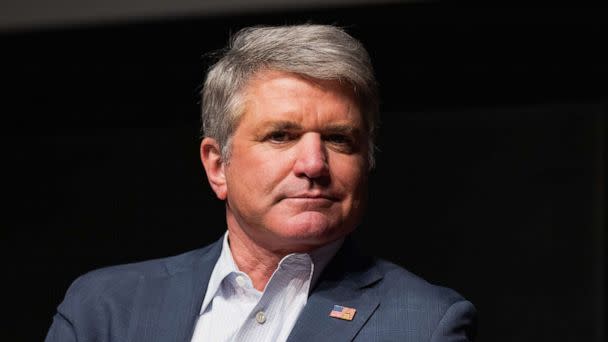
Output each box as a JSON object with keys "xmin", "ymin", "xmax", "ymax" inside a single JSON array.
[{"xmin": 46, "ymin": 24, "xmax": 477, "ymax": 341}]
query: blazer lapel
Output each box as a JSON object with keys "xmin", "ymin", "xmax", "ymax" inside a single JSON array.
[
  {"xmin": 129, "ymin": 239, "xmax": 222, "ymax": 342},
  {"xmin": 287, "ymin": 240, "xmax": 382, "ymax": 342}
]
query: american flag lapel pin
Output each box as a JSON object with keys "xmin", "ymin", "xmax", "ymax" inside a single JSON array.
[{"xmin": 329, "ymin": 304, "xmax": 356, "ymax": 321}]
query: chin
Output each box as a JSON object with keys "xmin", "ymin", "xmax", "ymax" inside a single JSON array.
[{"xmin": 275, "ymin": 212, "xmax": 347, "ymax": 246}]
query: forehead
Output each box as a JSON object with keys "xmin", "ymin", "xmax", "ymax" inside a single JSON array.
[{"xmin": 239, "ymin": 70, "xmax": 363, "ymax": 128}]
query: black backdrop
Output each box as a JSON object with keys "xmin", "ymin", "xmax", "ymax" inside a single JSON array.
[{"xmin": 2, "ymin": 3, "xmax": 606, "ymax": 341}]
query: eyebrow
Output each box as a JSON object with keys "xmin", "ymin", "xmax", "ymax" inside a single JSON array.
[
  {"xmin": 263, "ymin": 120, "xmax": 361, "ymax": 136},
  {"xmin": 323, "ymin": 124, "xmax": 361, "ymax": 136},
  {"xmin": 265, "ymin": 121, "xmax": 302, "ymax": 131}
]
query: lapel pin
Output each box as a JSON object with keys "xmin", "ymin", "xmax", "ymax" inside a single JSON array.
[{"xmin": 329, "ymin": 304, "xmax": 356, "ymax": 321}]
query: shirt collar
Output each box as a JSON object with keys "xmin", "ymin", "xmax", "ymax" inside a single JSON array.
[{"xmin": 200, "ymin": 231, "xmax": 344, "ymax": 315}]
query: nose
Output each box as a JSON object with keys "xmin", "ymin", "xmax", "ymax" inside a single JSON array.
[{"xmin": 293, "ymin": 133, "xmax": 329, "ymax": 179}]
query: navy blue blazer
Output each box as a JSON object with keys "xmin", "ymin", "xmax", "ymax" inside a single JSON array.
[{"xmin": 45, "ymin": 237, "xmax": 477, "ymax": 341}]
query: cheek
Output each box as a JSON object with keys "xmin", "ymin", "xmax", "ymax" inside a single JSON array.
[
  {"xmin": 342, "ymin": 167, "xmax": 368, "ymax": 225},
  {"xmin": 332, "ymin": 157, "xmax": 368, "ymax": 202},
  {"xmin": 226, "ymin": 150, "xmax": 289, "ymax": 198}
]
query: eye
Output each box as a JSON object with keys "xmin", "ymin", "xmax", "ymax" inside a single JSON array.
[
  {"xmin": 326, "ymin": 134, "xmax": 352, "ymax": 145},
  {"xmin": 325, "ymin": 134, "xmax": 357, "ymax": 153},
  {"xmin": 265, "ymin": 130, "xmax": 294, "ymax": 143}
]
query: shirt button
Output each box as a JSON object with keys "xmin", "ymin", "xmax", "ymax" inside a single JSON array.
[
  {"xmin": 255, "ymin": 311, "xmax": 266, "ymax": 324},
  {"xmin": 235, "ymin": 275, "xmax": 246, "ymax": 287}
]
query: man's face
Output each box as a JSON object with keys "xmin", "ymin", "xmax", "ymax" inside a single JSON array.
[{"xmin": 214, "ymin": 70, "xmax": 369, "ymax": 252}]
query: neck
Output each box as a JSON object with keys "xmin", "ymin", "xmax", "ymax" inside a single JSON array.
[{"xmin": 226, "ymin": 227, "xmax": 285, "ymax": 291}]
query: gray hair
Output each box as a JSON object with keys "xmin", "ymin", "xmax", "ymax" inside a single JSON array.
[{"xmin": 200, "ymin": 24, "xmax": 380, "ymax": 168}]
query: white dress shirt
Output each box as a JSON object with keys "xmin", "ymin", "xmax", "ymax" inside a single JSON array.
[{"xmin": 190, "ymin": 232, "xmax": 343, "ymax": 342}]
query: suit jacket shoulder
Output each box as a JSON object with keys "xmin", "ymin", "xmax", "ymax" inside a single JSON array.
[
  {"xmin": 375, "ymin": 257, "xmax": 470, "ymax": 309},
  {"xmin": 287, "ymin": 243, "xmax": 477, "ymax": 342},
  {"xmin": 45, "ymin": 240, "xmax": 222, "ymax": 342},
  {"xmin": 373, "ymin": 258, "xmax": 477, "ymax": 340}
]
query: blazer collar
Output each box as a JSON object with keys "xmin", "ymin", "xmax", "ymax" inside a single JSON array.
[
  {"xmin": 287, "ymin": 238, "xmax": 383, "ymax": 342},
  {"xmin": 130, "ymin": 237, "xmax": 223, "ymax": 342}
]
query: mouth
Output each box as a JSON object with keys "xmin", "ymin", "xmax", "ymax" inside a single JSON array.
[
  {"xmin": 281, "ymin": 196, "xmax": 336, "ymax": 210},
  {"xmin": 285, "ymin": 191, "xmax": 338, "ymax": 200},
  {"xmin": 278, "ymin": 192, "xmax": 339, "ymax": 206}
]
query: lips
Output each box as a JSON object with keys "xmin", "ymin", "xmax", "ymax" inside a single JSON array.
[
  {"xmin": 277, "ymin": 191, "xmax": 339, "ymax": 203},
  {"xmin": 287, "ymin": 192, "xmax": 338, "ymax": 200},
  {"xmin": 281, "ymin": 197, "xmax": 336, "ymax": 211}
]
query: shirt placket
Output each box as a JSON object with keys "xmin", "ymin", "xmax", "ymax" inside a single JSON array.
[{"xmin": 231, "ymin": 255, "xmax": 312, "ymax": 342}]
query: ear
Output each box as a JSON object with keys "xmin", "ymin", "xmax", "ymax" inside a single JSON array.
[{"xmin": 200, "ymin": 137, "xmax": 227, "ymax": 200}]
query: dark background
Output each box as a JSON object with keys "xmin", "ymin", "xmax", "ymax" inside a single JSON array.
[{"xmin": 2, "ymin": 2, "xmax": 606, "ymax": 341}]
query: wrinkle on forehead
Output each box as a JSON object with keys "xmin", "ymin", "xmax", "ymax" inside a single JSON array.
[{"xmin": 241, "ymin": 70, "xmax": 362, "ymax": 131}]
